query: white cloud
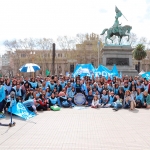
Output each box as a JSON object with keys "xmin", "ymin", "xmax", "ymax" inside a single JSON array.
[{"xmin": 0, "ymin": 0, "xmax": 150, "ymax": 55}]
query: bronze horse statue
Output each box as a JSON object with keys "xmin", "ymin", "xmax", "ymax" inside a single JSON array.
[{"xmin": 100, "ymin": 25, "xmax": 132, "ymax": 45}]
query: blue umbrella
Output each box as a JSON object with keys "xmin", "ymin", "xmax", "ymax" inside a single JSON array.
[
  {"xmin": 141, "ymin": 72, "xmax": 150, "ymax": 80},
  {"xmin": 19, "ymin": 63, "xmax": 40, "ymax": 72}
]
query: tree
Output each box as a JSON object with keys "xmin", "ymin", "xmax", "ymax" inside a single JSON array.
[
  {"xmin": 4, "ymin": 38, "xmax": 53, "ymax": 75},
  {"xmin": 132, "ymin": 44, "xmax": 147, "ymax": 73}
]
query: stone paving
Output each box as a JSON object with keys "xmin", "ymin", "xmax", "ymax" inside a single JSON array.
[{"xmin": 0, "ymin": 107, "xmax": 150, "ymax": 150}]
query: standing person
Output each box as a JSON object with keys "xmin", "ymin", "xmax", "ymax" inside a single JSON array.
[
  {"xmin": 29, "ymin": 78, "xmax": 38, "ymax": 89},
  {"xmin": 4, "ymin": 79, "xmax": 12, "ymax": 95},
  {"xmin": 0, "ymin": 81, "xmax": 7, "ymax": 115},
  {"xmin": 55, "ymin": 81, "xmax": 62, "ymax": 93},
  {"xmin": 11, "ymin": 82, "xmax": 24, "ymax": 102},
  {"xmin": 60, "ymin": 78, "xmax": 66, "ymax": 89},
  {"xmin": 113, "ymin": 83, "xmax": 120, "ymax": 95}
]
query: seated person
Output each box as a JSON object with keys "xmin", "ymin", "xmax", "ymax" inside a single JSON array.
[
  {"xmin": 49, "ymin": 93, "xmax": 58, "ymax": 107},
  {"xmin": 91, "ymin": 95, "xmax": 100, "ymax": 108},
  {"xmin": 0, "ymin": 82, "xmax": 7, "ymax": 115},
  {"xmin": 135, "ymin": 88, "xmax": 143, "ymax": 108},
  {"xmin": 85, "ymin": 90, "xmax": 94, "ymax": 106},
  {"xmin": 142, "ymin": 91, "xmax": 150, "ymax": 109},
  {"xmin": 23, "ymin": 99, "xmax": 38, "ymax": 114},
  {"xmin": 24, "ymin": 88, "xmax": 34, "ymax": 101},
  {"xmin": 36, "ymin": 94, "xmax": 49, "ymax": 111},
  {"xmin": 95, "ymin": 91, "xmax": 100, "ymax": 101},
  {"xmin": 112, "ymin": 95, "xmax": 123, "ymax": 111},
  {"xmin": 105, "ymin": 91, "xmax": 115, "ymax": 108},
  {"xmin": 100, "ymin": 90, "xmax": 109, "ymax": 107},
  {"xmin": 67, "ymin": 87, "xmax": 76, "ymax": 105},
  {"xmin": 124, "ymin": 90, "xmax": 136, "ymax": 110}
]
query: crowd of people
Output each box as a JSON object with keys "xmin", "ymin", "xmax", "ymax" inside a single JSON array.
[{"xmin": 0, "ymin": 73, "xmax": 150, "ymax": 116}]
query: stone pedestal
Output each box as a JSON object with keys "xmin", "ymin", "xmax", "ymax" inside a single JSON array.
[{"xmin": 102, "ymin": 45, "xmax": 138, "ymax": 76}]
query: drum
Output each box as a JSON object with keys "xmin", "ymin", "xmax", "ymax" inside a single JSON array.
[{"xmin": 74, "ymin": 93, "xmax": 86, "ymax": 106}]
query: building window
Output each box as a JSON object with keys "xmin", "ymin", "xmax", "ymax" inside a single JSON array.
[
  {"xmin": 70, "ymin": 64, "xmax": 74, "ymax": 73},
  {"xmin": 21, "ymin": 54, "xmax": 26, "ymax": 57},
  {"xmin": 58, "ymin": 53, "xmax": 62, "ymax": 57}
]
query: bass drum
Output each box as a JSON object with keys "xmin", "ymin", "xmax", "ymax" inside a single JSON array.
[{"xmin": 74, "ymin": 93, "xmax": 86, "ymax": 106}]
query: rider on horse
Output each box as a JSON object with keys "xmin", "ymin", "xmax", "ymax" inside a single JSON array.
[{"xmin": 112, "ymin": 7, "xmax": 122, "ymax": 34}]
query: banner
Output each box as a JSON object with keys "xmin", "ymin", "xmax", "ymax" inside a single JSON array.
[
  {"xmin": 141, "ymin": 72, "xmax": 150, "ymax": 80},
  {"xmin": 73, "ymin": 63, "xmax": 95, "ymax": 78},
  {"xmin": 95, "ymin": 64, "xmax": 119, "ymax": 79},
  {"xmin": 8, "ymin": 102, "xmax": 36, "ymax": 120}
]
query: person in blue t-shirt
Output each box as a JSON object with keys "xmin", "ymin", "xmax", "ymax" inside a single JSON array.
[
  {"xmin": 135, "ymin": 88, "xmax": 144, "ymax": 108},
  {"xmin": 49, "ymin": 93, "xmax": 58, "ymax": 107},
  {"xmin": 85, "ymin": 90, "xmax": 94, "ymax": 106}
]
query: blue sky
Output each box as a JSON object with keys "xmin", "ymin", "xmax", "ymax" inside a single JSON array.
[{"xmin": 0, "ymin": 0, "xmax": 150, "ymax": 55}]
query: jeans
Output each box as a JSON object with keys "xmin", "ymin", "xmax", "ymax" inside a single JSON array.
[
  {"xmin": 0, "ymin": 100, "xmax": 6, "ymax": 112},
  {"xmin": 124, "ymin": 102, "xmax": 130, "ymax": 108},
  {"xmin": 113, "ymin": 103, "xmax": 122, "ymax": 109},
  {"xmin": 57, "ymin": 97, "xmax": 62, "ymax": 107}
]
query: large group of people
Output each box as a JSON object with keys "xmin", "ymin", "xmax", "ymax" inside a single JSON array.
[{"xmin": 0, "ymin": 73, "xmax": 150, "ymax": 116}]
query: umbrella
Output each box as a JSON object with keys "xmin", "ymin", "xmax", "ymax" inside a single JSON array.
[
  {"xmin": 19, "ymin": 63, "xmax": 40, "ymax": 72},
  {"xmin": 141, "ymin": 72, "xmax": 150, "ymax": 80}
]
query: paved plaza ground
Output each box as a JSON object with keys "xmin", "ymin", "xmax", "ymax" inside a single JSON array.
[{"xmin": 0, "ymin": 107, "xmax": 150, "ymax": 150}]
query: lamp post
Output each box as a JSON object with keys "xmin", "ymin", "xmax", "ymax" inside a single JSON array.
[{"xmin": 30, "ymin": 51, "xmax": 35, "ymax": 78}]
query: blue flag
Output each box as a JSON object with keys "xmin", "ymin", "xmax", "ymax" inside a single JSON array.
[{"xmin": 8, "ymin": 102, "xmax": 36, "ymax": 120}]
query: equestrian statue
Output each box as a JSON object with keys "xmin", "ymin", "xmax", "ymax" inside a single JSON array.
[{"xmin": 100, "ymin": 6, "xmax": 132, "ymax": 45}]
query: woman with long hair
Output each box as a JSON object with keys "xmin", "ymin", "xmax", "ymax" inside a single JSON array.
[{"xmin": 124, "ymin": 90, "xmax": 136, "ymax": 110}]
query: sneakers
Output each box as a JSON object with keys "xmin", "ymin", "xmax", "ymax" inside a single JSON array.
[
  {"xmin": 113, "ymin": 108, "xmax": 118, "ymax": 111},
  {"xmin": 101, "ymin": 104, "xmax": 104, "ymax": 107}
]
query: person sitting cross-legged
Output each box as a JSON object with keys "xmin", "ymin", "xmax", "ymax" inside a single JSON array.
[
  {"xmin": 112, "ymin": 95, "xmax": 123, "ymax": 111},
  {"xmin": 135, "ymin": 88, "xmax": 143, "ymax": 108},
  {"xmin": 85, "ymin": 90, "xmax": 94, "ymax": 106},
  {"xmin": 49, "ymin": 93, "xmax": 58, "ymax": 107},
  {"xmin": 100, "ymin": 90, "xmax": 109, "ymax": 107},
  {"xmin": 124, "ymin": 90, "xmax": 136, "ymax": 110},
  {"xmin": 105, "ymin": 91, "xmax": 116, "ymax": 108},
  {"xmin": 142, "ymin": 91, "xmax": 150, "ymax": 109},
  {"xmin": 91, "ymin": 95, "xmax": 100, "ymax": 108}
]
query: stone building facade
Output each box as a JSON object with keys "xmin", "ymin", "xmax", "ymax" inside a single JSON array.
[{"xmin": 10, "ymin": 34, "xmax": 102, "ymax": 77}]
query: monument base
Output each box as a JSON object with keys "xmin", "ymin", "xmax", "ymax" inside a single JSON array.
[{"xmin": 102, "ymin": 46, "xmax": 138, "ymax": 76}]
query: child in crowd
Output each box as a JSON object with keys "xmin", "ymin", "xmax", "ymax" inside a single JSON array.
[{"xmin": 91, "ymin": 95, "xmax": 100, "ymax": 108}]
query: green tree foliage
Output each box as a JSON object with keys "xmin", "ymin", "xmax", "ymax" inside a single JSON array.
[{"xmin": 133, "ymin": 44, "xmax": 147, "ymax": 61}]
